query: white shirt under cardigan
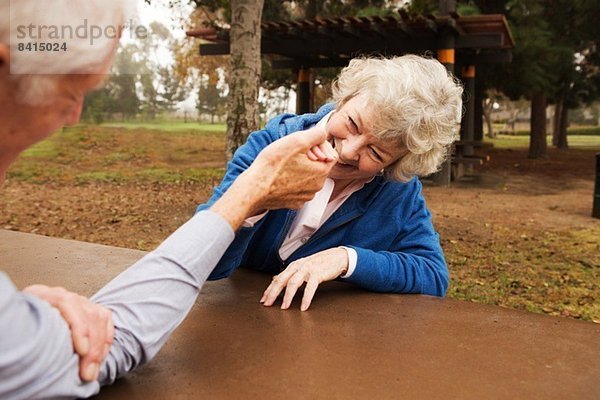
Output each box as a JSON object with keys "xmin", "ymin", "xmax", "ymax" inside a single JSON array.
[{"xmin": 244, "ymin": 111, "xmax": 371, "ymax": 278}]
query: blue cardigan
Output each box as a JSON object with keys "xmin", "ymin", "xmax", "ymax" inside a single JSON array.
[{"xmin": 196, "ymin": 104, "xmax": 449, "ymax": 296}]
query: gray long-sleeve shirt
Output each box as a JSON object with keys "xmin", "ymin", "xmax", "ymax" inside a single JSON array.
[{"xmin": 0, "ymin": 210, "xmax": 234, "ymax": 399}]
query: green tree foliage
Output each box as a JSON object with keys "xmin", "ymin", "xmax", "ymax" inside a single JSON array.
[
  {"xmin": 109, "ymin": 45, "xmax": 142, "ymax": 119},
  {"xmin": 479, "ymin": 0, "xmax": 600, "ymax": 153},
  {"xmin": 140, "ymin": 66, "xmax": 187, "ymax": 119},
  {"xmin": 82, "ymin": 44, "xmax": 141, "ymax": 123},
  {"xmin": 196, "ymin": 79, "xmax": 226, "ymax": 123},
  {"xmin": 83, "ymin": 20, "xmax": 192, "ymax": 122},
  {"xmin": 137, "ymin": 22, "xmax": 189, "ymax": 119}
]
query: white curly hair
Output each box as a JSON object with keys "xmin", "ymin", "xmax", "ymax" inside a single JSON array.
[{"xmin": 331, "ymin": 55, "xmax": 463, "ymax": 182}]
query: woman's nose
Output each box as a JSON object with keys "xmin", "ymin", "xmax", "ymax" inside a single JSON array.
[{"xmin": 340, "ymin": 138, "xmax": 361, "ymax": 162}]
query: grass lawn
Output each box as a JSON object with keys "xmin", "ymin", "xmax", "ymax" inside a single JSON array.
[
  {"xmin": 11, "ymin": 124, "xmax": 226, "ymax": 184},
  {"xmin": 487, "ymin": 134, "xmax": 600, "ymax": 149},
  {"xmin": 101, "ymin": 121, "xmax": 227, "ymax": 134},
  {"xmin": 3, "ymin": 121, "xmax": 599, "ymax": 322}
]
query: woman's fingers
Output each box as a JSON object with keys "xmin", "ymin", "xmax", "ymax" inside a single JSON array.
[
  {"xmin": 280, "ymin": 273, "xmax": 307, "ymax": 309},
  {"xmin": 310, "ymin": 145, "xmax": 329, "ymax": 161},
  {"xmin": 301, "ymin": 278, "xmax": 320, "ymax": 311},
  {"xmin": 318, "ymin": 141, "xmax": 337, "ymax": 160},
  {"xmin": 306, "ymin": 148, "xmax": 319, "ymax": 161},
  {"xmin": 261, "ymin": 262, "xmax": 302, "ymax": 306},
  {"xmin": 261, "ymin": 275, "xmax": 287, "ymax": 306},
  {"xmin": 259, "ymin": 260, "xmax": 324, "ymax": 310},
  {"xmin": 306, "ymin": 142, "xmax": 338, "ymax": 162}
]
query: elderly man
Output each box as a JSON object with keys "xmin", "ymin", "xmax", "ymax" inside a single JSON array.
[{"xmin": 0, "ymin": 1, "xmax": 336, "ymax": 398}]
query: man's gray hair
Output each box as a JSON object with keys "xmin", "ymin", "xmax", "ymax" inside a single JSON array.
[
  {"xmin": 0, "ymin": 0, "xmax": 134, "ymax": 105},
  {"xmin": 332, "ymin": 55, "xmax": 464, "ymax": 182}
]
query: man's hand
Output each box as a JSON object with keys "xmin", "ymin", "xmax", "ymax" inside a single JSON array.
[
  {"xmin": 23, "ymin": 285, "xmax": 114, "ymax": 382},
  {"xmin": 211, "ymin": 124, "xmax": 337, "ymax": 230},
  {"xmin": 260, "ymin": 247, "xmax": 349, "ymax": 311},
  {"xmin": 248, "ymin": 124, "xmax": 338, "ymax": 211}
]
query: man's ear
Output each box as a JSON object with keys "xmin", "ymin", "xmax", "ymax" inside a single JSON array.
[{"xmin": 0, "ymin": 43, "xmax": 9, "ymax": 68}]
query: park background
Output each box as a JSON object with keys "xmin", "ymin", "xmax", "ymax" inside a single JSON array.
[{"xmin": 1, "ymin": 0, "xmax": 599, "ymax": 322}]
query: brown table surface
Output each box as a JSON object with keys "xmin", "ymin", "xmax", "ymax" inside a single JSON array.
[{"xmin": 1, "ymin": 229, "xmax": 599, "ymax": 399}]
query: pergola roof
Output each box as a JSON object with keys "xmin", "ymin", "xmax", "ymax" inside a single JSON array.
[{"xmin": 187, "ymin": 12, "xmax": 514, "ymax": 68}]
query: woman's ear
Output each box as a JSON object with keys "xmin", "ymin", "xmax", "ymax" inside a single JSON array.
[{"xmin": 0, "ymin": 43, "xmax": 9, "ymax": 68}]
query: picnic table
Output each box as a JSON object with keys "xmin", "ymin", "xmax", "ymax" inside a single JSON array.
[{"xmin": 1, "ymin": 229, "xmax": 598, "ymax": 399}]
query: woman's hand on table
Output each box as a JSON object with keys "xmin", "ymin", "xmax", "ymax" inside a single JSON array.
[
  {"xmin": 23, "ymin": 284, "xmax": 114, "ymax": 382},
  {"xmin": 260, "ymin": 247, "xmax": 349, "ymax": 311}
]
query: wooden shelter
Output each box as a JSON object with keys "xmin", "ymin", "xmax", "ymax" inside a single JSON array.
[{"xmin": 187, "ymin": 0, "xmax": 514, "ymax": 184}]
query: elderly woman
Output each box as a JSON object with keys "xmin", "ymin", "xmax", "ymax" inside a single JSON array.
[{"xmin": 197, "ymin": 55, "xmax": 463, "ymax": 310}]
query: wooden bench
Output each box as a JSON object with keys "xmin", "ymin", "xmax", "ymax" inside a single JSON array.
[{"xmin": 451, "ymin": 140, "xmax": 491, "ymax": 179}]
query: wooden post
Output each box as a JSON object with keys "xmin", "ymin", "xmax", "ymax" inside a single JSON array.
[
  {"xmin": 453, "ymin": 65, "xmax": 475, "ymax": 179},
  {"xmin": 432, "ymin": 2, "xmax": 456, "ymax": 186},
  {"xmin": 439, "ymin": 0, "xmax": 456, "ymax": 16},
  {"xmin": 461, "ymin": 65, "xmax": 475, "ymax": 157},
  {"xmin": 474, "ymin": 82, "xmax": 484, "ymax": 142},
  {"xmin": 296, "ymin": 67, "xmax": 310, "ymax": 115}
]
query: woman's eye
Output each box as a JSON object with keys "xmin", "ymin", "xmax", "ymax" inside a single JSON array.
[
  {"xmin": 348, "ymin": 116, "xmax": 358, "ymax": 132},
  {"xmin": 369, "ymin": 147, "xmax": 383, "ymax": 162}
]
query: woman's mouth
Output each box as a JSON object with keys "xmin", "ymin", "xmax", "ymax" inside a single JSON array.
[
  {"xmin": 335, "ymin": 159, "xmax": 356, "ymax": 170},
  {"xmin": 329, "ymin": 138, "xmax": 356, "ymax": 169}
]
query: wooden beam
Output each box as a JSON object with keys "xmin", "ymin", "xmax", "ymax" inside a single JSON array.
[
  {"xmin": 271, "ymin": 57, "xmax": 351, "ymax": 69},
  {"xmin": 455, "ymin": 33, "xmax": 504, "ymax": 48},
  {"xmin": 199, "ymin": 43, "xmax": 229, "ymax": 55},
  {"xmin": 458, "ymin": 50, "xmax": 512, "ymax": 64}
]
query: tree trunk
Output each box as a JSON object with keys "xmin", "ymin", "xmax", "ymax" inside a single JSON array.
[
  {"xmin": 474, "ymin": 84, "xmax": 484, "ymax": 141},
  {"xmin": 306, "ymin": 0, "xmax": 318, "ymax": 19},
  {"xmin": 485, "ymin": 113, "xmax": 494, "ymax": 138},
  {"xmin": 552, "ymin": 99, "xmax": 562, "ymax": 146},
  {"xmin": 557, "ymin": 104, "xmax": 569, "ymax": 149},
  {"xmin": 226, "ymin": 0, "xmax": 264, "ymax": 159},
  {"xmin": 482, "ymin": 99, "xmax": 494, "ymax": 138},
  {"xmin": 528, "ymin": 92, "xmax": 548, "ymax": 159},
  {"xmin": 508, "ymin": 106, "xmax": 517, "ymax": 134}
]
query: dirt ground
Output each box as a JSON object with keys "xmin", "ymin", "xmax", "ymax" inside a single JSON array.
[{"xmin": 1, "ymin": 140, "xmax": 599, "ymax": 321}]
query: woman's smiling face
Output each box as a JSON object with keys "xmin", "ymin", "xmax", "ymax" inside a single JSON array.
[{"xmin": 325, "ymin": 95, "xmax": 405, "ymax": 181}]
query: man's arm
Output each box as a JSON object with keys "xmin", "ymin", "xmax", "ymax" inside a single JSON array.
[
  {"xmin": 97, "ymin": 125, "xmax": 337, "ymax": 383},
  {"xmin": 0, "ymin": 127, "xmax": 335, "ymax": 398},
  {"xmin": 93, "ymin": 210, "xmax": 236, "ymax": 384},
  {"xmin": 0, "ymin": 210, "xmax": 236, "ymax": 399}
]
